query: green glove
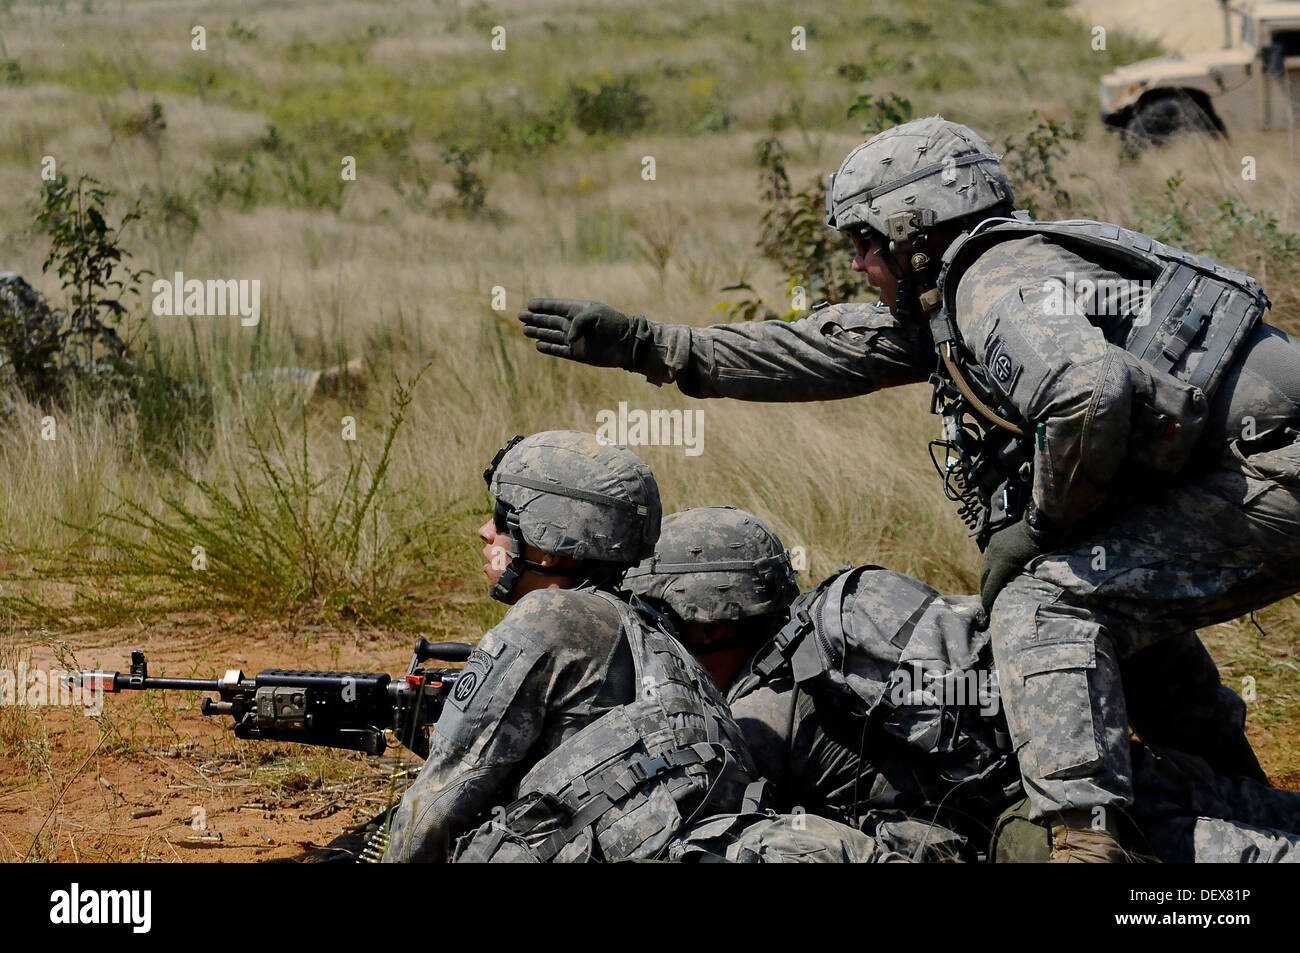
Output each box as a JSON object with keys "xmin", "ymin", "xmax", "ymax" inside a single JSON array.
[
  {"xmin": 518, "ymin": 298, "xmax": 653, "ymax": 371},
  {"xmin": 977, "ymin": 517, "xmax": 1049, "ymax": 625}
]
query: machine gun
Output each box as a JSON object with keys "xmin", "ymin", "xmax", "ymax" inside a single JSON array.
[{"xmin": 71, "ymin": 638, "xmax": 470, "ymax": 759}]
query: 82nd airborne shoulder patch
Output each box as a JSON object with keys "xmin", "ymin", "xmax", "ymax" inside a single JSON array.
[
  {"xmin": 987, "ymin": 336, "xmax": 1022, "ymax": 397},
  {"xmin": 448, "ymin": 647, "xmax": 494, "ymax": 712}
]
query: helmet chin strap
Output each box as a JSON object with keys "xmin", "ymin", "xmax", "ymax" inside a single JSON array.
[
  {"xmin": 884, "ymin": 251, "xmax": 919, "ymax": 323},
  {"xmin": 489, "ymin": 511, "xmax": 579, "ymax": 603},
  {"xmin": 489, "ymin": 513, "xmax": 529, "ymax": 604}
]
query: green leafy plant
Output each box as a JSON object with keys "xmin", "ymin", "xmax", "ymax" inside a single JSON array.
[
  {"xmin": 228, "ymin": 19, "xmax": 260, "ymax": 42},
  {"xmin": 2, "ymin": 174, "xmax": 149, "ymax": 405},
  {"xmin": 117, "ymin": 100, "xmax": 166, "ymax": 142},
  {"xmin": 848, "ymin": 92, "xmax": 913, "ymax": 135},
  {"xmin": 1134, "ymin": 174, "xmax": 1300, "ymax": 324},
  {"xmin": 441, "ymin": 146, "xmax": 488, "ymax": 215},
  {"xmin": 997, "ymin": 111, "xmax": 1081, "ymax": 219},
  {"xmin": 278, "ymin": 156, "xmax": 346, "ymax": 211},
  {"xmin": 203, "ymin": 153, "xmax": 261, "ymax": 209},
  {"xmin": 721, "ymin": 136, "xmax": 868, "ymax": 321}
]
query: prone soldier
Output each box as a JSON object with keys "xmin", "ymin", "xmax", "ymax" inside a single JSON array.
[
  {"xmin": 626, "ymin": 506, "xmax": 1300, "ymax": 862},
  {"xmin": 382, "ymin": 431, "xmax": 756, "ymax": 862}
]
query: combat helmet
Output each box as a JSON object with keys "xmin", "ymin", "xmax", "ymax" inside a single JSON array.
[
  {"xmin": 826, "ymin": 116, "xmax": 1014, "ymax": 320},
  {"xmin": 483, "ymin": 430, "xmax": 661, "ymax": 602},
  {"xmin": 625, "ymin": 506, "xmax": 798, "ymax": 625}
]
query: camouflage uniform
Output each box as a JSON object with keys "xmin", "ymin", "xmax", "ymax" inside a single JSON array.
[
  {"xmin": 1127, "ymin": 745, "xmax": 1300, "ymax": 863},
  {"xmin": 382, "ymin": 432, "xmax": 755, "ymax": 862},
  {"xmin": 729, "ymin": 565, "xmax": 1300, "ymax": 862},
  {"xmin": 669, "ymin": 810, "xmax": 908, "ymax": 863},
  {"xmin": 627, "ymin": 507, "xmax": 1295, "ymax": 861},
  {"xmin": 539, "ymin": 118, "xmax": 1300, "ymax": 828}
]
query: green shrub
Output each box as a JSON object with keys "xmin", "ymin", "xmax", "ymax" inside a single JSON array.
[
  {"xmin": 569, "ymin": 76, "xmax": 652, "ymax": 136},
  {"xmin": 441, "ymin": 146, "xmax": 488, "ymax": 215},
  {"xmin": 997, "ymin": 111, "xmax": 1081, "ymax": 219},
  {"xmin": 848, "ymin": 92, "xmax": 913, "ymax": 136},
  {"xmin": 722, "ymin": 136, "xmax": 868, "ymax": 320}
]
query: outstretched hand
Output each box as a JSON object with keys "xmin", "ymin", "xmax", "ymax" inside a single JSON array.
[{"xmin": 518, "ymin": 298, "xmax": 652, "ymax": 371}]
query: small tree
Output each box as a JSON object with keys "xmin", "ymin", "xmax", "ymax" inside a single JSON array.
[{"xmin": 13, "ymin": 173, "xmax": 151, "ymax": 402}]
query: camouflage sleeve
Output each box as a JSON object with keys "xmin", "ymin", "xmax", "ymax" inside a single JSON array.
[
  {"xmin": 638, "ymin": 301, "xmax": 933, "ymax": 400},
  {"xmin": 954, "ymin": 237, "xmax": 1135, "ymax": 527},
  {"xmin": 383, "ymin": 589, "xmax": 627, "ymax": 862}
]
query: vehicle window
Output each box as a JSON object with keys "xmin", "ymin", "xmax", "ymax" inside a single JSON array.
[
  {"xmin": 1242, "ymin": 14, "xmax": 1254, "ymax": 46},
  {"xmin": 1268, "ymin": 28, "xmax": 1300, "ymax": 57}
]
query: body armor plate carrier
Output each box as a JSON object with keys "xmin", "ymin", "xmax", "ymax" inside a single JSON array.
[
  {"xmin": 928, "ymin": 217, "xmax": 1269, "ymax": 544},
  {"xmin": 453, "ymin": 591, "xmax": 754, "ymax": 862}
]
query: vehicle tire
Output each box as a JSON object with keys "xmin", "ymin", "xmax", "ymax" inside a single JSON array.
[{"xmin": 1122, "ymin": 93, "xmax": 1219, "ymax": 151}]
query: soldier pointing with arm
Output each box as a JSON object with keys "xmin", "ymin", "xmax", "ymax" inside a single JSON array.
[{"xmin": 520, "ymin": 116, "xmax": 1300, "ymax": 861}]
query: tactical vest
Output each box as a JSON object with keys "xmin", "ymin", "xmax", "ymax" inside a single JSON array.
[
  {"xmin": 744, "ymin": 567, "xmax": 1015, "ymax": 802},
  {"xmin": 928, "ymin": 217, "xmax": 1270, "ymax": 540},
  {"xmin": 453, "ymin": 591, "xmax": 754, "ymax": 863}
]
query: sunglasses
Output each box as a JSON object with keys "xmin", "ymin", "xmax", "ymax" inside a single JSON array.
[
  {"xmin": 493, "ymin": 499, "xmax": 518, "ymax": 535},
  {"xmin": 849, "ymin": 229, "xmax": 886, "ymax": 259}
]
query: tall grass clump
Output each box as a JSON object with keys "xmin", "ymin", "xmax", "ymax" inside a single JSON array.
[{"xmin": 73, "ymin": 369, "xmax": 460, "ymax": 625}]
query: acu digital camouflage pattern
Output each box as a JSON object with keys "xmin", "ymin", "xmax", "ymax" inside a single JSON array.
[
  {"xmin": 624, "ymin": 506, "xmax": 798, "ymax": 622},
  {"xmin": 729, "ymin": 566, "xmax": 1019, "ymax": 847},
  {"xmin": 946, "ymin": 234, "xmax": 1296, "ymax": 526},
  {"xmin": 487, "ymin": 430, "xmax": 660, "ymax": 564},
  {"xmin": 825, "ymin": 116, "xmax": 1013, "ymax": 234},
  {"xmin": 617, "ymin": 121, "xmax": 1300, "ymax": 830},
  {"xmin": 383, "ymin": 584, "xmax": 637, "ymax": 861},
  {"xmin": 450, "ymin": 589, "xmax": 756, "ymax": 862},
  {"xmin": 989, "ymin": 445, "xmax": 1300, "ymax": 823},
  {"xmin": 727, "ymin": 565, "xmax": 1300, "ymax": 861},
  {"xmin": 383, "ymin": 584, "xmax": 756, "ymax": 862},
  {"xmin": 669, "ymin": 810, "xmax": 907, "ymax": 863},
  {"xmin": 1126, "ymin": 744, "xmax": 1300, "ymax": 863}
]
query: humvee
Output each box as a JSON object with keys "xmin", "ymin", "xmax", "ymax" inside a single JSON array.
[{"xmin": 1099, "ymin": 0, "xmax": 1300, "ymax": 145}]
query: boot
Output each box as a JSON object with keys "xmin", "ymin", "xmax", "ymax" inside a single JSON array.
[{"xmin": 1048, "ymin": 808, "xmax": 1128, "ymax": 863}]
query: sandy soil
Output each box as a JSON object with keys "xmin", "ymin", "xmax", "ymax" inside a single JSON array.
[
  {"xmin": 0, "ymin": 621, "xmax": 435, "ymax": 863},
  {"xmin": 3, "ymin": 614, "xmax": 1296, "ymax": 863}
]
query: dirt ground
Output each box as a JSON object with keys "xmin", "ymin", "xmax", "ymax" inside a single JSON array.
[
  {"xmin": 3, "ymin": 612, "xmax": 1297, "ymax": 863},
  {"xmin": 0, "ymin": 620, "xmax": 441, "ymax": 863}
]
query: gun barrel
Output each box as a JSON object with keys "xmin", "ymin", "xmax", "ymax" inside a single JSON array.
[{"xmin": 74, "ymin": 671, "xmax": 222, "ymax": 693}]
